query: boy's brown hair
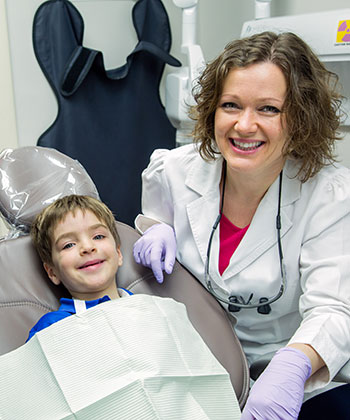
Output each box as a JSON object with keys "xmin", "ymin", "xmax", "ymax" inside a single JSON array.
[{"xmin": 30, "ymin": 195, "xmax": 121, "ymax": 265}]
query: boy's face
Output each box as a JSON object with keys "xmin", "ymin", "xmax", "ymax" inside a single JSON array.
[{"xmin": 44, "ymin": 209, "xmax": 123, "ymax": 300}]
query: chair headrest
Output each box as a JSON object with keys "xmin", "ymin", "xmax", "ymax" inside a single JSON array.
[{"xmin": 0, "ymin": 146, "xmax": 99, "ymax": 236}]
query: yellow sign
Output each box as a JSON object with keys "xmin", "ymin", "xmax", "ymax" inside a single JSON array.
[{"xmin": 337, "ymin": 20, "xmax": 350, "ymax": 43}]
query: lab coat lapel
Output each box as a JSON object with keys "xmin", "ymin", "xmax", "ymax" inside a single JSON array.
[
  {"xmin": 185, "ymin": 157, "xmax": 223, "ymax": 268},
  {"xmin": 222, "ymin": 161, "xmax": 301, "ymax": 280}
]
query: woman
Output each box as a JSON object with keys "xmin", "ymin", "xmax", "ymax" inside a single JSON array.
[{"xmin": 133, "ymin": 32, "xmax": 350, "ymax": 419}]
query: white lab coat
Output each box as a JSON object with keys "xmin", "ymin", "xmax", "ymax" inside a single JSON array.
[{"xmin": 141, "ymin": 143, "xmax": 350, "ymax": 394}]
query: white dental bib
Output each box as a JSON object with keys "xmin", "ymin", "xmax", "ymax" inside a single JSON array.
[{"xmin": 0, "ymin": 295, "xmax": 240, "ymax": 419}]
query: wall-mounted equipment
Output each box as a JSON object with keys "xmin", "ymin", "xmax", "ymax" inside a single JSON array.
[{"xmin": 165, "ymin": 0, "xmax": 205, "ymax": 146}]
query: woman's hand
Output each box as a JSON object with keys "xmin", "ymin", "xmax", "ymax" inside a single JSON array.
[
  {"xmin": 133, "ymin": 223, "xmax": 176, "ymax": 283},
  {"xmin": 241, "ymin": 347, "xmax": 312, "ymax": 420}
]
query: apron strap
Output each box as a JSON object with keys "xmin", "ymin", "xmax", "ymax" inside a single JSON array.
[
  {"xmin": 34, "ymin": 0, "xmax": 181, "ymax": 96},
  {"xmin": 73, "ymin": 299, "xmax": 87, "ymax": 315},
  {"xmin": 61, "ymin": 42, "xmax": 180, "ymax": 96}
]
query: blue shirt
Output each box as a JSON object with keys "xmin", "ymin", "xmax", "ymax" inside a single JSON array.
[{"xmin": 27, "ymin": 288, "xmax": 132, "ymax": 341}]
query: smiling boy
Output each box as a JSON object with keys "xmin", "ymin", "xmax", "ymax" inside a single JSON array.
[{"xmin": 27, "ymin": 195, "xmax": 132, "ymax": 341}]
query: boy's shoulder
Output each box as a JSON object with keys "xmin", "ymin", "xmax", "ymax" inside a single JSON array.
[{"xmin": 27, "ymin": 305, "xmax": 73, "ymax": 341}]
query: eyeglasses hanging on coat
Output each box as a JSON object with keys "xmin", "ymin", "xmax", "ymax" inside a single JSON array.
[{"xmin": 204, "ymin": 163, "xmax": 286, "ymax": 315}]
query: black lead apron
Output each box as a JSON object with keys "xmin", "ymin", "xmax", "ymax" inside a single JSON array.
[{"xmin": 33, "ymin": 0, "xmax": 181, "ymax": 225}]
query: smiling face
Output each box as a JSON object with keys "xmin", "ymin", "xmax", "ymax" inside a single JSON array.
[
  {"xmin": 44, "ymin": 209, "xmax": 123, "ymax": 300},
  {"xmin": 214, "ymin": 62, "xmax": 288, "ymax": 183}
]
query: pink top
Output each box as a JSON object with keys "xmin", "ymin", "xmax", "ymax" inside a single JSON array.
[{"xmin": 219, "ymin": 213, "xmax": 249, "ymax": 275}]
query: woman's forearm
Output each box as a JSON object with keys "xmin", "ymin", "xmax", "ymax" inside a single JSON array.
[{"xmin": 288, "ymin": 342, "xmax": 325, "ymax": 375}]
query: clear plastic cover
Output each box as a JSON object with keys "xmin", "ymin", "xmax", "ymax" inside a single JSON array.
[{"xmin": 0, "ymin": 147, "xmax": 99, "ymax": 238}]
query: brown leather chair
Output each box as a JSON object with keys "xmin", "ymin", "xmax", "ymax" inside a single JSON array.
[{"xmin": 0, "ymin": 146, "xmax": 250, "ymax": 409}]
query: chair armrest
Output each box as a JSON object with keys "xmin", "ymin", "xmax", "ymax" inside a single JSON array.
[
  {"xmin": 334, "ymin": 360, "xmax": 350, "ymax": 383},
  {"xmin": 250, "ymin": 353, "xmax": 350, "ymax": 383},
  {"xmin": 249, "ymin": 352, "xmax": 275, "ymax": 381},
  {"xmin": 134, "ymin": 214, "xmax": 160, "ymax": 234}
]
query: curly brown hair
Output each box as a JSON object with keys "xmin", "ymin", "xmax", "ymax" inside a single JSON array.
[
  {"xmin": 190, "ymin": 31, "xmax": 343, "ymax": 182},
  {"xmin": 31, "ymin": 195, "xmax": 121, "ymax": 265}
]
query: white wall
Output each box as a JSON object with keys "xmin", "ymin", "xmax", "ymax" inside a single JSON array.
[
  {"xmin": 0, "ymin": 0, "xmax": 17, "ymax": 236},
  {"xmin": 0, "ymin": 0, "xmax": 17, "ymax": 151},
  {"xmin": 0, "ymin": 0, "xmax": 349, "ymax": 234},
  {"xmin": 273, "ymin": 0, "xmax": 349, "ymax": 16},
  {"xmin": 3, "ymin": 0, "xmax": 350, "ymax": 155}
]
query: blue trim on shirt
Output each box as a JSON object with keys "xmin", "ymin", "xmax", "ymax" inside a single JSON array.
[
  {"xmin": 60, "ymin": 295, "xmax": 111, "ymax": 313},
  {"xmin": 27, "ymin": 289, "xmax": 133, "ymax": 342},
  {"xmin": 119, "ymin": 287, "xmax": 133, "ymax": 296}
]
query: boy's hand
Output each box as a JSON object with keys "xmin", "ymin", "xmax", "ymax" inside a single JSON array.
[{"xmin": 133, "ymin": 223, "xmax": 176, "ymax": 283}]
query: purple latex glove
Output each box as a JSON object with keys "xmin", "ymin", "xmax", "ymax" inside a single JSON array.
[
  {"xmin": 133, "ymin": 223, "xmax": 176, "ymax": 283},
  {"xmin": 241, "ymin": 347, "xmax": 312, "ymax": 420}
]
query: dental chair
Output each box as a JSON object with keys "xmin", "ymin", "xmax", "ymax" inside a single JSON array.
[{"xmin": 0, "ymin": 146, "xmax": 250, "ymax": 409}]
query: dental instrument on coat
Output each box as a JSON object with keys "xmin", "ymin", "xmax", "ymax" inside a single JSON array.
[{"xmin": 205, "ymin": 167, "xmax": 286, "ymax": 314}]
